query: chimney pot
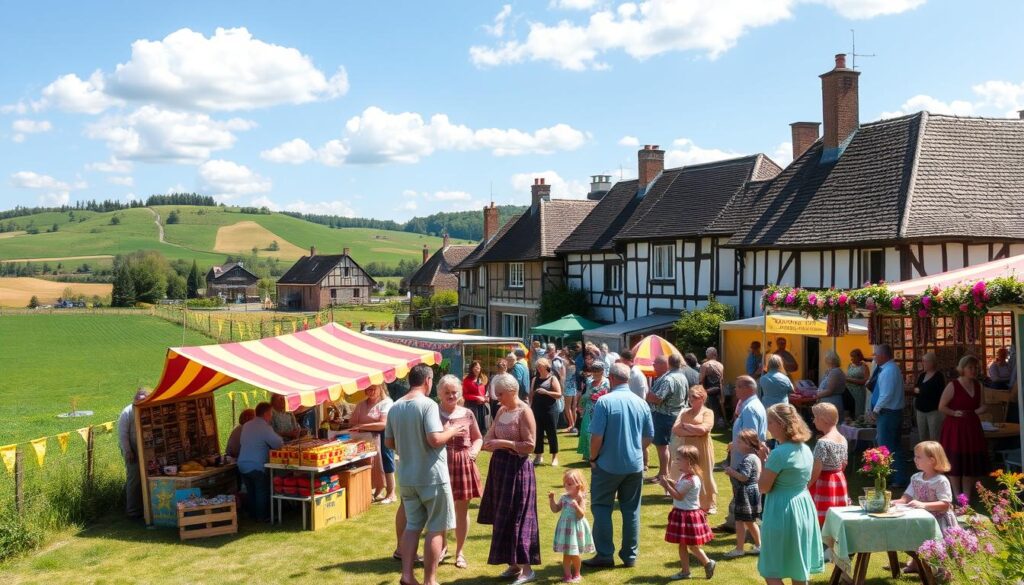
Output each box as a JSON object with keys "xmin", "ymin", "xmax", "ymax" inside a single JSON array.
[
  {"xmin": 442, "ymin": 232, "xmax": 450, "ymax": 248},
  {"xmin": 343, "ymin": 247, "xmax": 350, "ymax": 257},
  {"xmin": 835, "ymin": 53, "xmax": 847, "ymax": 69},
  {"xmin": 310, "ymin": 245, "xmax": 317, "ymax": 257},
  {"xmin": 422, "ymin": 244, "xmax": 429, "ymax": 264},
  {"xmin": 638, "ymin": 144, "xmax": 665, "ymax": 188},
  {"xmin": 820, "ymin": 53, "xmax": 861, "ymax": 157},
  {"xmin": 483, "ymin": 203, "xmax": 499, "ymax": 241},
  {"xmin": 531, "ymin": 176, "xmax": 552, "ymax": 208}
]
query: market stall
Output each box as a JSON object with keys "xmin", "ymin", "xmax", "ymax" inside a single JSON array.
[
  {"xmin": 364, "ymin": 330, "xmax": 525, "ymax": 379},
  {"xmin": 630, "ymin": 334, "xmax": 682, "ymax": 376},
  {"xmin": 530, "ymin": 313, "xmax": 602, "ymax": 345},
  {"xmin": 583, "ymin": 312, "xmax": 678, "ymax": 353},
  {"xmin": 137, "ymin": 322, "xmax": 441, "ymax": 527}
]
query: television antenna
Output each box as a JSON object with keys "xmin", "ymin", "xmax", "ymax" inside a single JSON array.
[{"xmin": 850, "ymin": 29, "xmax": 875, "ymax": 70}]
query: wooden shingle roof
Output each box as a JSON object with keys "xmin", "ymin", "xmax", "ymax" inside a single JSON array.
[
  {"xmin": 474, "ymin": 199, "xmax": 596, "ymax": 263},
  {"xmin": 408, "ymin": 245, "xmax": 475, "ymax": 289}
]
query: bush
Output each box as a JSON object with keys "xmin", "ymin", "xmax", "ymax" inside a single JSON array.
[
  {"xmin": 185, "ymin": 297, "xmax": 224, "ymax": 308},
  {"xmin": 539, "ymin": 284, "xmax": 591, "ymax": 324},
  {"xmin": 671, "ymin": 296, "xmax": 735, "ymax": 355},
  {"xmin": 109, "ymin": 216, "xmax": 120, "ymax": 225}
]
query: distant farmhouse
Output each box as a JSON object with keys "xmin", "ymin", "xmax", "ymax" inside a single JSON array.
[
  {"xmin": 407, "ymin": 233, "xmax": 474, "ymax": 299},
  {"xmin": 205, "ymin": 262, "xmax": 260, "ymax": 302},
  {"xmin": 276, "ymin": 247, "xmax": 376, "ymax": 310}
]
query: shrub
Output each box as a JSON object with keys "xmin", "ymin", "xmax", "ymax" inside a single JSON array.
[
  {"xmin": 671, "ymin": 296, "xmax": 735, "ymax": 355},
  {"xmin": 539, "ymin": 284, "xmax": 591, "ymax": 324}
]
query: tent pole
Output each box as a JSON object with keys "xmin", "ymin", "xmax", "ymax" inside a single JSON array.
[{"xmin": 763, "ymin": 308, "xmax": 769, "ymax": 375}]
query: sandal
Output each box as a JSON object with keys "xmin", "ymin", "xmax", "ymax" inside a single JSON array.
[
  {"xmin": 377, "ymin": 496, "xmax": 397, "ymax": 505},
  {"xmin": 499, "ymin": 566, "xmax": 522, "ymax": 578},
  {"xmin": 455, "ymin": 553, "xmax": 468, "ymax": 569}
]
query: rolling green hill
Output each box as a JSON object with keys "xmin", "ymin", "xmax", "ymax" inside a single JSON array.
[{"xmin": 0, "ymin": 206, "xmax": 474, "ymax": 272}]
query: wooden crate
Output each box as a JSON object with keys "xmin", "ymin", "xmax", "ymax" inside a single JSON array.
[
  {"xmin": 339, "ymin": 465, "xmax": 372, "ymax": 518},
  {"xmin": 177, "ymin": 500, "xmax": 238, "ymax": 541},
  {"xmin": 312, "ymin": 489, "xmax": 347, "ymax": 530}
]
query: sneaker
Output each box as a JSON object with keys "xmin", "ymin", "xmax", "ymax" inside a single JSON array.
[
  {"xmin": 669, "ymin": 571, "xmax": 691, "ymax": 580},
  {"xmin": 722, "ymin": 549, "xmax": 745, "ymax": 559},
  {"xmin": 748, "ymin": 546, "xmax": 760, "ymax": 555},
  {"xmin": 499, "ymin": 566, "xmax": 522, "ymax": 578},
  {"xmin": 512, "ymin": 570, "xmax": 537, "ymax": 585},
  {"xmin": 704, "ymin": 557, "xmax": 720, "ymax": 581},
  {"xmin": 551, "ymin": 457, "xmax": 560, "ymax": 466}
]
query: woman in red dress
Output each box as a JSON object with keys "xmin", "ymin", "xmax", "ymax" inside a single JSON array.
[
  {"xmin": 938, "ymin": 355, "xmax": 989, "ymax": 501},
  {"xmin": 462, "ymin": 360, "xmax": 489, "ymax": 436},
  {"xmin": 807, "ymin": 402, "xmax": 849, "ymax": 525}
]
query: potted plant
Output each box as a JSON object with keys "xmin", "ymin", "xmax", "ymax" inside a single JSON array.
[{"xmin": 858, "ymin": 446, "xmax": 893, "ymax": 512}]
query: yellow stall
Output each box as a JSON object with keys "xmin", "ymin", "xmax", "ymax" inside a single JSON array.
[{"xmin": 719, "ymin": 314, "xmax": 871, "ymax": 384}]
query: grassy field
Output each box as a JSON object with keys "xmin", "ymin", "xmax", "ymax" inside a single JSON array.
[
  {"xmin": 0, "ymin": 432, "xmax": 908, "ymax": 585},
  {"xmin": 0, "ymin": 313, "xmax": 238, "ymax": 444},
  {"xmin": 0, "ymin": 277, "xmax": 111, "ymax": 307}
]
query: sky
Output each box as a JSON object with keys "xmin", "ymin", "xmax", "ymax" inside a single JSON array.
[{"xmin": 1, "ymin": 0, "xmax": 1022, "ymax": 221}]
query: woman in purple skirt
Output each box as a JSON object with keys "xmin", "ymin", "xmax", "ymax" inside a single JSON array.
[{"xmin": 479, "ymin": 372, "xmax": 540, "ymax": 585}]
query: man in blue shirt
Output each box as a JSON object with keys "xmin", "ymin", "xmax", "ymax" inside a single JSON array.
[
  {"xmin": 720, "ymin": 376, "xmax": 766, "ymax": 532},
  {"xmin": 745, "ymin": 341, "xmax": 763, "ymax": 379},
  {"xmin": 238, "ymin": 401, "xmax": 284, "ymax": 522},
  {"xmin": 585, "ymin": 363, "xmax": 655, "ymax": 568},
  {"xmin": 868, "ymin": 343, "xmax": 908, "ymax": 486},
  {"xmin": 511, "ymin": 348, "xmax": 531, "ymax": 401}
]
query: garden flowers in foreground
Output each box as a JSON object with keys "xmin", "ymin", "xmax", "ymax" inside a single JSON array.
[{"xmin": 917, "ymin": 470, "xmax": 1024, "ymax": 583}]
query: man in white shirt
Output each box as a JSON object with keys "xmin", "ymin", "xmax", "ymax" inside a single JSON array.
[
  {"xmin": 617, "ymin": 350, "xmax": 649, "ymax": 399},
  {"xmin": 547, "ymin": 342, "xmax": 566, "ymax": 381}
]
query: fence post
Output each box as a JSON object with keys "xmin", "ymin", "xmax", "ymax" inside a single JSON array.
[
  {"xmin": 14, "ymin": 447, "xmax": 24, "ymax": 515},
  {"xmin": 231, "ymin": 394, "xmax": 236, "ymax": 425},
  {"xmin": 260, "ymin": 320, "xmax": 264, "ymax": 339},
  {"xmin": 229, "ymin": 320, "xmax": 234, "ymax": 341},
  {"xmin": 85, "ymin": 426, "xmax": 95, "ymax": 493},
  {"xmin": 208, "ymin": 313, "xmax": 212, "ymax": 335}
]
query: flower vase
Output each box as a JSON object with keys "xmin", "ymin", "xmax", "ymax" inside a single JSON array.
[{"xmin": 864, "ymin": 480, "xmax": 891, "ymax": 513}]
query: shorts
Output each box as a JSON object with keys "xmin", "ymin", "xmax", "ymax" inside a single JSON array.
[
  {"xmin": 563, "ymin": 381, "xmax": 577, "ymax": 398},
  {"xmin": 380, "ymin": 444, "xmax": 395, "ymax": 474},
  {"xmin": 652, "ymin": 411, "xmax": 676, "ymax": 446},
  {"xmin": 400, "ymin": 483, "xmax": 455, "ymax": 534}
]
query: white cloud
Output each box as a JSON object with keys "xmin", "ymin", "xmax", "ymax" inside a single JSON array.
[
  {"xmin": 551, "ymin": 0, "xmax": 599, "ymax": 9},
  {"xmin": 511, "ymin": 170, "xmax": 589, "ymax": 199},
  {"xmin": 125, "ymin": 192, "xmax": 137, "ymax": 201},
  {"xmin": 485, "ymin": 5, "xmax": 514, "ymax": 37},
  {"xmin": 35, "ymin": 71, "xmax": 123, "ymax": 114},
  {"xmin": 972, "ymin": 80, "xmax": 1024, "ymax": 116},
  {"xmin": 166, "ymin": 183, "xmax": 187, "ymax": 194},
  {"xmin": 260, "ymin": 138, "xmax": 318, "ymax": 164},
  {"xmin": 312, "ymin": 106, "xmax": 587, "ymax": 165},
  {"xmin": 618, "ymin": 135, "xmax": 640, "ymax": 147},
  {"xmin": 470, "ymin": 0, "xmax": 923, "ymax": 70},
  {"xmin": 34, "ymin": 28, "xmax": 348, "ymax": 115},
  {"xmin": 399, "ymin": 200, "xmax": 418, "ymax": 211},
  {"xmin": 85, "ymin": 106, "xmax": 255, "ymax": 163},
  {"xmin": 772, "ymin": 141, "xmax": 793, "ymax": 167},
  {"xmin": 12, "ymin": 119, "xmax": 52, "ymax": 133},
  {"xmin": 10, "ymin": 171, "xmax": 86, "ymax": 206},
  {"xmin": 1, "ymin": 102, "xmax": 28, "ymax": 115},
  {"xmin": 664, "ymin": 138, "xmax": 742, "ymax": 167},
  {"xmin": 281, "ymin": 199, "xmax": 356, "ymax": 217},
  {"xmin": 880, "ymin": 94, "xmax": 976, "ymax": 119},
  {"xmin": 404, "ymin": 190, "xmax": 474, "ymax": 202},
  {"xmin": 198, "ymin": 159, "xmax": 271, "ymax": 198},
  {"xmin": 86, "ymin": 157, "xmax": 133, "ymax": 173},
  {"xmin": 108, "ymin": 176, "xmax": 135, "ymax": 187}
]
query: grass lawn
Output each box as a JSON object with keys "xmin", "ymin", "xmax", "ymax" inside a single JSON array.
[
  {"xmin": 0, "ymin": 313, "xmax": 237, "ymax": 444},
  {"xmin": 1, "ymin": 430, "xmax": 910, "ymax": 584}
]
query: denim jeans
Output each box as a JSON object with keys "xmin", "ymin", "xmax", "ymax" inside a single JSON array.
[
  {"xmin": 875, "ymin": 408, "xmax": 907, "ymax": 485},
  {"xmin": 590, "ymin": 466, "xmax": 643, "ymax": 563},
  {"xmin": 242, "ymin": 470, "xmax": 270, "ymax": 521}
]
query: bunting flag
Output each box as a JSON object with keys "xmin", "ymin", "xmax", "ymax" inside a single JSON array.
[
  {"xmin": 227, "ymin": 391, "xmax": 235, "ymax": 403},
  {"xmin": 315, "ymin": 314, "xmax": 322, "ymax": 326},
  {"xmin": 101, "ymin": 421, "xmax": 114, "ymax": 433},
  {"xmin": 56, "ymin": 433, "xmax": 70, "ymax": 454},
  {"xmin": 30, "ymin": 437, "xmax": 47, "ymax": 467},
  {"xmin": 274, "ymin": 324, "xmax": 281, "ymax": 337},
  {"xmin": 240, "ymin": 392, "xmax": 250, "ymax": 407},
  {"xmin": 217, "ymin": 321, "xmax": 224, "ymax": 337},
  {"xmin": 0, "ymin": 444, "xmax": 15, "ymax": 473},
  {"xmin": 239, "ymin": 322, "xmax": 248, "ymax": 339},
  {"xmin": 76, "ymin": 427, "xmax": 91, "ymax": 443},
  {"xmin": 250, "ymin": 390, "xmax": 260, "ymax": 403}
]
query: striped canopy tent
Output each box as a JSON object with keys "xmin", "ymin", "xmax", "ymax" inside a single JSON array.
[
  {"xmin": 630, "ymin": 334, "xmax": 682, "ymax": 375},
  {"xmin": 142, "ymin": 322, "xmax": 441, "ymax": 411}
]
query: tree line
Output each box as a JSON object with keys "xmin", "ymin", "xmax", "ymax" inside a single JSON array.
[
  {"xmin": 285, "ymin": 205, "xmax": 527, "ymax": 241},
  {"xmin": 144, "ymin": 193, "xmax": 217, "ymax": 206}
]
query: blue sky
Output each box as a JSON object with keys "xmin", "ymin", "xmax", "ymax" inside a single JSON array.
[{"xmin": 1, "ymin": 0, "xmax": 1022, "ymax": 220}]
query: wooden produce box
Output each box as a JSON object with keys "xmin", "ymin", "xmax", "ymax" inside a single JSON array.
[
  {"xmin": 312, "ymin": 489, "xmax": 347, "ymax": 531},
  {"xmin": 338, "ymin": 465, "xmax": 372, "ymax": 519},
  {"xmin": 178, "ymin": 500, "xmax": 238, "ymax": 541}
]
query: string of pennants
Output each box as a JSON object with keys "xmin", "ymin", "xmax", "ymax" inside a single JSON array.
[
  {"xmin": 226, "ymin": 389, "xmax": 271, "ymax": 408},
  {"xmin": 0, "ymin": 421, "xmax": 116, "ymax": 474}
]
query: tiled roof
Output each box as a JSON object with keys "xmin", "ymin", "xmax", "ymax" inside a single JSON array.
[
  {"xmin": 615, "ymin": 154, "xmax": 780, "ymax": 241},
  {"xmin": 556, "ymin": 180, "xmax": 641, "ymax": 253},
  {"xmin": 475, "ymin": 199, "xmax": 596, "ymax": 263},
  {"xmin": 208, "ymin": 262, "xmax": 257, "ymax": 282},
  {"xmin": 277, "ymin": 254, "xmax": 375, "ymax": 285},
  {"xmin": 727, "ymin": 113, "xmax": 924, "ymax": 249},
  {"xmin": 453, "ymin": 218, "xmax": 518, "ymax": 270},
  {"xmin": 408, "ymin": 245, "xmax": 475, "ymax": 288}
]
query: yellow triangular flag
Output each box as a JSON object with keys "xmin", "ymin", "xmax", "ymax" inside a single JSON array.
[
  {"xmin": 102, "ymin": 421, "xmax": 114, "ymax": 433},
  {"xmin": 250, "ymin": 390, "xmax": 260, "ymax": 404},
  {"xmin": 56, "ymin": 433, "xmax": 70, "ymax": 454},
  {"xmin": 0, "ymin": 444, "xmax": 16, "ymax": 474},
  {"xmin": 30, "ymin": 437, "xmax": 47, "ymax": 467},
  {"xmin": 240, "ymin": 393, "xmax": 250, "ymax": 407},
  {"xmin": 76, "ymin": 427, "xmax": 91, "ymax": 443},
  {"xmin": 292, "ymin": 320, "xmax": 298, "ymax": 333},
  {"xmin": 227, "ymin": 391, "xmax": 235, "ymax": 403},
  {"xmin": 217, "ymin": 320, "xmax": 224, "ymax": 336},
  {"xmin": 238, "ymin": 321, "xmax": 247, "ymax": 339},
  {"xmin": 274, "ymin": 324, "xmax": 281, "ymax": 337}
]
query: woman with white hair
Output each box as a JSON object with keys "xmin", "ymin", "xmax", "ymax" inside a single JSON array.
[
  {"xmin": 437, "ymin": 374, "xmax": 483, "ymax": 570},
  {"xmin": 478, "ymin": 372, "xmax": 540, "ymax": 584}
]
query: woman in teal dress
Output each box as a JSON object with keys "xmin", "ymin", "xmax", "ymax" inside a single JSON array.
[
  {"xmin": 575, "ymin": 363, "xmax": 608, "ymax": 460},
  {"xmin": 758, "ymin": 403, "xmax": 824, "ymax": 585}
]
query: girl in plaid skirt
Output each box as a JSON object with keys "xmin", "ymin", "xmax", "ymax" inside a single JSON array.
[
  {"xmin": 548, "ymin": 469, "xmax": 594, "ymax": 583},
  {"xmin": 659, "ymin": 445, "xmax": 716, "ymax": 580}
]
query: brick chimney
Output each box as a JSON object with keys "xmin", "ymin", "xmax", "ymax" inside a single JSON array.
[
  {"xmin": 820, "ymin": 53, "xmax": 860, "ymax": 160},
  {"xmin": 483, "ymin": 202, "xmax": 499, "ymax": 241},
  {"xmin": 442, "ymin": 232, "xmax": 450, "ymax": 249},
  {"xmin": 310, "ymin": 245, "xmax": 317, "ymax": 257},
  {"xmin": 638, "ymin": 145, "xmax": 664, "ymax": 188},
  {"xmin": 343, "ymin": 247, "xmax": 350, "ymax": 257},
  {"xmin": 789, "ymin": 122, "xmax": 821, "ymax": 160},
  {"xmin": 531, "ymin": 178, "xmax": 551, "ymax": 210},
  {"xmin": 422, "ymin": 244, "xmax": 429, "ymax": 264}
]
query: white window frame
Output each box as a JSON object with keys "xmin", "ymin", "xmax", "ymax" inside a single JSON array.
[
  {"xmin": 477, "ymin": 266, "xmax": 485, "ymax": 289},
  {"xmin": 459, "ymin": 271, "xmax": 467, "ymax": 289},
  {"xmin": 605, "ymin": 263, "xmax": 622, "ymax": 292},
  {"xmin": 507, "ymin": 262, "xmax": 525, "ymax": 289},
  {"xmin": 652, "ymin": 244, "xmax": 675, "ymax": 280},
  {"xmin": 502, "ymin": 313, "xmax": 526, "ymax": 338}
]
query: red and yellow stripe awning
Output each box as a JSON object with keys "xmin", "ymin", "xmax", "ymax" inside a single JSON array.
[
  {"xmin": 142, "ymin": 323, "xmax": 441, "ymax": 411},
  {"xmin": 631, "ymin": 334, "xmax": 681, "ymax": 375}
]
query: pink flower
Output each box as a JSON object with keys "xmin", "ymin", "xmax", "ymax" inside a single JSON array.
[
  {"xmin": 984, "ymin": 543, "xmax": 996, "ymax": 555},
  {"xmin": 931, "ymin": 285, "xmax": 941, "ymax": 296},
  {"xmin": 768, "ymin": 291, "xmax": 778, "ymax": 304},
  {"xmin": 972, "ymin": 280, "xmax": 986, "ymax": 295},
  {"xmin": 891, "ymin": 296, "xmax": 904, "ymax": 311},
  {"xmin": 866, "ymin": 297, "xmax": 877, "ymax": 310},
  {"xmin": 838, "ymin": 293, "xmax": 848, "ymax": 306},
  {"xmin": 921, "ymin": 296, "xmax": 932, "ymax": 308},
  {"xmin": 956, "ymin": 493, "xmax": 969, "ymax": 507},
  {"xmin": 784, "ymin": 293, "xmax": 796, "ymax": 305},
  {"xmin": 808, "ymin": 293, "xmax": 817, "ymax": 306},
  {"xmin": 817, "ymin": 297, "xmax": 826, "ymax": 308},
  {"xmin": 983, "ymin": 291, "xmax": 991, "ymax": 301}
]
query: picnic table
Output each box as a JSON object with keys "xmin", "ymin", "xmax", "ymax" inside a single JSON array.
[{"xmin": 821, "ymin": 505, "xmax": 941, "ymax": 585}]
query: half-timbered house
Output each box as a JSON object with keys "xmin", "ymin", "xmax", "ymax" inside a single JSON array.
[
  {"xmin": 455, "ymin": 180, "xmax": 595, "ymax": 337},
  {"xmin": 205, "ymin": 262, "xmax": 260, "ymax": 302},
  {"xmin": 407, "ymin": 233, "xmax": 474, "ymax": 299},
  {"xmin": 276, "ymin": 247, "xmax": 376, "ymax": 310},
  {"xmin": 729, "ymin": 54, "xmax": 1024, "ymax": 316}
]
